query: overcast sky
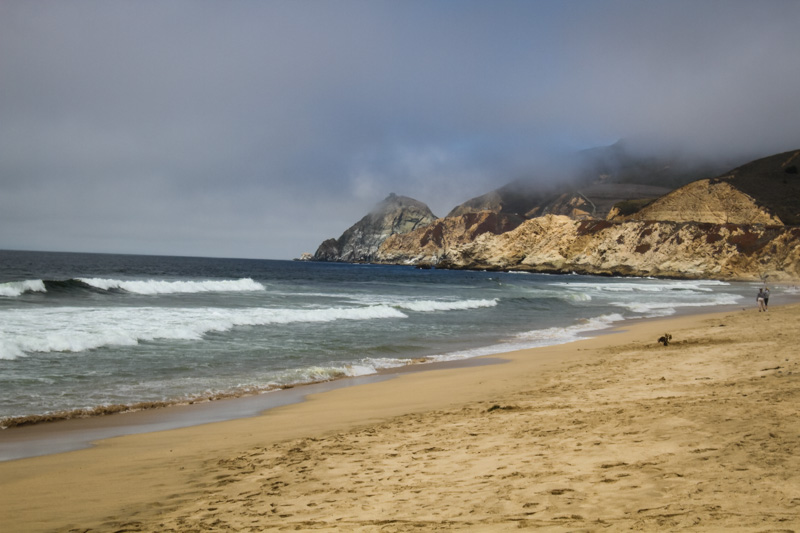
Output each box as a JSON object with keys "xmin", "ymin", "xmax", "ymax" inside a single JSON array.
[{"xmin": 2, "ymin": 1, "xmax": 799, "ymax": 260}]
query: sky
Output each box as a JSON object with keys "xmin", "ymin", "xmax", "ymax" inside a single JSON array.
[{"xmin": 1, "ymin": 0, "xmax": 800, "ymax": 260}]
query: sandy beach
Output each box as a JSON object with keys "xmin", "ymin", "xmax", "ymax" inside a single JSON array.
[{"xmin": 1, "ymin": 303, "xmax": 798, "ymax": 532}]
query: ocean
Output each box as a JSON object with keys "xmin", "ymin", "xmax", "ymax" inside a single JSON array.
[{"xmin": 0, "ymin": 249, "xmax": 782, "ymax": 427}]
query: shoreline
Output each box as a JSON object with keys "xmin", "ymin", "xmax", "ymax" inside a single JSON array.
[
  {"xmin": 0, "ymin": 357, "xmax": 504, "ymax": 462},
  {"xmin": 0, "ymin": 299, "xmax": 754, "ymax": 461},
  {"xmin": 1, "ymin": 303, "xmax": 798, "ymax": 531},
  {"xmin": 1, "ymin": 272, "xmax": 791, "ymax": 436}
]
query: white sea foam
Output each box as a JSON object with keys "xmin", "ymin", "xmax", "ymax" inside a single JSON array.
[
  {"xmin": 0, "ymin": 304, "xmax": 408, "ymax": 359},
  {"xmin": 426, "ymin": 313, "xmax": 627, "ymax": 363},
  {"xmin": 396, "ymin": 298, "xmax": 498, "ymax": 312},
  {"xmin": 335, "ymin": 294, "xmax": 499, "ymax": 311},
  {"xmin": 514, "ymin": 313, "xmax": 626, "ymax": 343},
  {"xmin": 611, "ymin": 293, "xmax": 742, "ymax": 317},
  {"xmin": 550, "ymin": 279, "xmax": 729, "ymax": 293},
  {"xmin": 775, "ymin": 284, "xmax": 800, "ymax": 295},
  {"xmin": 275, "ymin": 365, "xmax": 361, "ymax": 384},
  {"xmin": 558, "ymin": 291, "xmax": 592, "ymax": 302},
  {"xmin": 0, "ymin": 279, "xmax": 46, "ymax": 297},
  {"xmin": 77, "ymin": 277, "xmax": 266, "ymax": 295},
  {"xmin": 255, "ymin": 355, "xmax": 433, "ymax": 389}
]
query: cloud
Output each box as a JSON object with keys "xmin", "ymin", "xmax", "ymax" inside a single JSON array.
[{"xmin": 1, "ymin": 0, "xmax": 799, "ymax": 258}]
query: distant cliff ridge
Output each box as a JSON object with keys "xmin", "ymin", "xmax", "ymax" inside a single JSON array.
[
  {"xmin": 313, "ymin": 193, "xmax": 436, "ymax": 263},
  {"xmin": 309, "ymin": 148, "xmax": 800, "ymax": 280},
  {"xmin": 446, "ymin": 139, "xmax": 733, "ymax": 221},
  {"xmin": 402, "ymin": 215, "xmax": 800, "ymax": 281},
  {"xmin": 447, "ymin": 181, "xmax": 673, "ymax": 221}
]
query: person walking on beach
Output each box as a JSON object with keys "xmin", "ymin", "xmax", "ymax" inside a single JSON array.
[
  {"xmin": 764, "ymin": 287, "xmax": 770, "ymax": 309},
  {"xmin": 757, "ymin": 288, "xmax": 767, "ymax": 312}
]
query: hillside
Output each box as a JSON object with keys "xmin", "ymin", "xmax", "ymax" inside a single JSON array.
[
  {"xmin": 626, "ymin": 149, "xmax": 800, "ymax": 225},
  {"xmin": 447, "ymin": 140, "xmax": 733, "ymax": 221}
]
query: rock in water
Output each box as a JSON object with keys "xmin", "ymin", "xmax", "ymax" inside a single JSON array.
[{"xmin": 313, "ymin": 194, "xmax": 436, "ymax": 263}]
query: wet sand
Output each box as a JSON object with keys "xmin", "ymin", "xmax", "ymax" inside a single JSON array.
[
  {"xmin": 1, "ymin": 304, "xmax": 798, "ymax": 532},
  {"xmin": 0, "ymin": 358, "xmax": 504, "ymax": 462}
]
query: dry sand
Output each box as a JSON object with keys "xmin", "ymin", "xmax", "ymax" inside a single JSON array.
[{"xmin": 1, "ymin": 304, "xmax": 798, "ymax": 532}]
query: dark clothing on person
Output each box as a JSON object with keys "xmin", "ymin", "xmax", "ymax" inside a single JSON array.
[{"xmin": 757, "ymin": 289, "xmax": 767, "ymax": 312}]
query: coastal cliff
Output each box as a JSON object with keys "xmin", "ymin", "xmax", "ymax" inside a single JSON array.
[
  {"xmin": 313, "ymin": 193, "xmax": 436, "ymax": 263},
  {"xmin": 311, "ymin": 148, "xmax": 800, "ymax": 280},
  {"xmin": 377, "ymin": 211, "xmax": 524, "ymax": 266},
  {"xmin": 417, "ymin": 215, "xmax": 800, "ymax": 281}
]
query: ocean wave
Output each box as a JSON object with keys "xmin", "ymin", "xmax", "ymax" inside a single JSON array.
[
  {"xmin": 266, "ymin": 362, "xmax": 385, "ymax": 386},
  {"xmin": 396, "ymin": 298, "xmax": 498, "ymax": 312},
  {"xmin": 0, "ymin": 277, "xmax": 267, "ymax": 298},
  {"xmin": 0, "ymin": 304, "xmax": 408, "ymax": 359},
  {"xmin": 556, "ymin": 291, "xmax": 591, "ymax": 302},
  {"xmin": 265, "ymin": 354, "xmax": 435, "ymax": 386},
  {"xmin": 0, "ymin": 279, "xmax": 47, "ymax": 297},
  {"xmin": 425, "ymin": 313, "xmax": 627, "ymax": 363},
  {"xmin": 550, "ymin": 279, "xmax": 729, "ymax": 293},
  {"xmin": 77, "ymin": 277, "xmax": 266, "ymax": 295},
  {"xmin": 611, "ymin": 293, "xmax": 742, "ymax": 317},
  {"xmin": 0, "ymin": 356, "xmax": 423, "ymax": 428},
  {"xmin": 774, "ymin": 284, "xmax": 800, "ymax": 295},
  {"xmin": 514, "ymin": 313, "xmax": 626, "ymax": 343}
]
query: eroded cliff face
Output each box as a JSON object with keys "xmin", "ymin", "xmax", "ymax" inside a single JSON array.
[
  {"xmin": 427, "ymin": 215, "xmax": 800, "ymax": 281},
  {"xmin": 376, "ymin": 211, "xmax": 524, "ymax": 265},
  {"xmin": 313, "ymin": 193, "xmax": 436, "ymax": 263}
]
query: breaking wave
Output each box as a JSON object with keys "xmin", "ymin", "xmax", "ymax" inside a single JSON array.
[
  {"xmin": 0, "ymin": 279, "xmax": 47, "ymax": 297},
  {"xmin": 396, "ymin": 298, "xmax": 497, "ymax": 312},
  {"xmin": 0, "ymin": 277, "xmax": 266, "ymax": 298},
  {"xmin": 0, "ymin": 304, "xmax": 408, "ymax": 360},
  {"xmin": 77, "ymin": 277, "xmax": 266, "ymax": 294}
]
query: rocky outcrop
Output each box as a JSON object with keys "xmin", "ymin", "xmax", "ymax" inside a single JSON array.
[
  {"xmin": 376, "ymin": 211, "xmax": 524, "ymax": 265},
  {"xmin": 429, "ymin": 215, "xmax": 800, "ymax": 281},
  {"xmin": 313, "ymin": 194, "xmax": 436, "ymax": 262}
]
